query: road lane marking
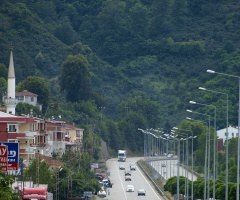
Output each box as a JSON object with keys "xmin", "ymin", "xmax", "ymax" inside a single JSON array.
[
  {"xmin": 138, "ymin": 164, "xmax": 162, "ymax": 200},
  {"xmin": 116, "ymin": 161, "xmax": 128, "ymax": 200}
]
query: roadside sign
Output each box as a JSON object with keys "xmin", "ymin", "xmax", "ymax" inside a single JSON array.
[
  {"xmin": 0, "ymin": 142, "xmax": 19, "ymax": 170},
  {"xmin": 0, "ymin": 145, "xmax": 8, "ymax": 172}
]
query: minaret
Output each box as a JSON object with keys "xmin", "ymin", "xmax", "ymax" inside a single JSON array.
[{"xmin": 4, "ymin": 48, "xmax": 18, "ymax": 114}]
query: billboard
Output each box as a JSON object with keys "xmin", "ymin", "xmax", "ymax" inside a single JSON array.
[
  {"xmin": 0, "ymin": 145, "xmax": 8, "ymax": 172},
  {"xmin": 0, "ymin": 142, "xmax": 19, "ymax": 171}
]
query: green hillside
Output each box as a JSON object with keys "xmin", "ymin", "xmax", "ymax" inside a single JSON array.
[{"xmin": 1, "ymin": 0, "xmax": 240, "ymax": 152}]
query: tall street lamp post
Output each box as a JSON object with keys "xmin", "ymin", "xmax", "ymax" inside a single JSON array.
[
  {"xmin": 189, "ymin": 100, "xmax": 216, "ymax": 200},
  {"xmin": 173, "ymin": 127, "xmax": 196, "ymax": 200},
  {"xmin": 207, "ymin": 69, "xmax": 240, "ymax": 200},
  {"xmin": 186, "ymin": 117, "xmax": 209, "ymax": 200},
  {"xmin": 187, "ymin": 109, "xmax": 211, "ymax": 200},
  {"xmin": 199, "ymin": 86, "xmax": 229, "ymax": 200}
]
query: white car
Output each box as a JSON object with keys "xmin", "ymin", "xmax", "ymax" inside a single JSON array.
[
  {"xmin": 167, "ymin": 154, "xmax": 173, "ymax": 158},
  {"xmin": 126, "ymin": 185, "xmax": 134, "ymax": 192},
  {"xmin": 138, "ymin": 189, "xmax": 146, "ymax": 196},
  {"xmin": 130, "ymin": 164, "xmax": 136, "ymax": 170},
  {"xmin": 98, "ymin": 190, "xmax": 106, "ymax": 197},
  {"xmin": 119, "ymin": 165, "xmax": 125, "ymax": 170}
]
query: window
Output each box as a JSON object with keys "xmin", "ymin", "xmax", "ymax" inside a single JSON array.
[
  {"xmin": 8, "ymin": 124, "xmax": 17, "ymax": 132},
  {"xmin": 31, "ymin": 97, "xmax": 34, "ymax": 102}
]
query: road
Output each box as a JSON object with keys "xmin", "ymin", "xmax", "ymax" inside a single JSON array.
[
  {"xmin": 103, "ymin": 157, "xmax": 165, "ymax": 200},
  {"xmin": 149, "ymin": 156, "xmax": 197, "ymax": 181}
]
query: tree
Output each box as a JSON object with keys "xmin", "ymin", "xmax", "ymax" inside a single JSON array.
[
  {"xmin": 0, "ymin": 166, "xmax": 19, "ymax": 199},
  {"xmin": 171, "ymin": 0, "xmax": 188, "ymax": 24},
  {"xmin": 16, "ymin": 102, "xmax": 42, "ymax": 117},
  {"xmin": 60, "ymin": 54, "xmax": 91, "ymax": 102},
  {"xmin": 17, "ymin": 76, "xmax": 50, "ymax": 112},
  {"xmin": 129, "ymin": 3, "xmax": 148, "ymax": 37},
  {"xmin": 0, "ymin": 63, "xmax": 7, "ymax": 80}
]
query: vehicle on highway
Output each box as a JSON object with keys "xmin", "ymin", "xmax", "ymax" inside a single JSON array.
[
  {"xmin": 161, "ymin": 163, "xmax": 166, "ymax": 167},
  {"xmin": 118, "ymin": 150, "xmax": 127, "ymax": 162},
  {"xmin": 125, "ymin": 175, "xmax": 132, "ymax": 181},
  {"xmin": 167, "ymin": 154, "xmax": 173, "ymax": 158},
  {"xmin": 119, "ymin": 165, "xmax": 125, "ymax": 170},
  {"xmin": 125, "ymin": 170, "xmax": 131, "ymax": 176},
  {"xmin": 138, "ymin": 189, "xmax": 146, "ymax": 196},
  {"xmin": 126, "ymin": 185, "xmax": 134, "ymax": 192},
  {"xmin": 130, "ymin": 164, "xmax": 136, "ymax": 170}
]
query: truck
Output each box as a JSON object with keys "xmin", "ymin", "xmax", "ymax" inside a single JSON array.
[{"xmin": 118, "ymin": 150, "xmax": 127, "ymax": 162}]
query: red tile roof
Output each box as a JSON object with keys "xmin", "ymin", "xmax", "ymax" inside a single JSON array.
[{"xmin": 16, "ymin": 90, "xmax": 38, "ymax": 97}]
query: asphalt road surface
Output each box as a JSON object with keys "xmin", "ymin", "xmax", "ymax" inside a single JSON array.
[
  {"xmin": 103, "ymin": 157, "xmax": 165, "ymax": 200},
  {"xmin": 150, "ymin": 157, "xmax": 197, "ymax": 181}
]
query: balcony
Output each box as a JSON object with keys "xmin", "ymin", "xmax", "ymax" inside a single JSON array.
[
  {"xmin": 19, "ymin": 147, "xmax": 35, "ymax": 154},
  {"xmin": 30, "ymin": 143, "xmax": 46, "ymax": 147}
]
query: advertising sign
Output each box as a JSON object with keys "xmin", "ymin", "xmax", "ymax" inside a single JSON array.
[
  {"xmin": 0, "ymin": 142, "xmax": 19, "ymax": 170},
  {"xmin": 0, "ymin": 145, "xmax": 8, "ymax": 172}
]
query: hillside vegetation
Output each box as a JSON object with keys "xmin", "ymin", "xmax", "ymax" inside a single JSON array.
[{"xmin": 1, "ymin": 0, "xmax": 240, "ymax": 154}]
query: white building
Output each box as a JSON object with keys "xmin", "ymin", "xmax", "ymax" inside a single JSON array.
[
  {"xmin": 16, "ymin": 90, "xmax": 42, "ymax": 111},
  {"xmin": 217, "ymin": 126, "xmax": 239, "ymax": 143}
]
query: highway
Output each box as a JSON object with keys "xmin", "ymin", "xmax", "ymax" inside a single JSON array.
[
  {"xmin": 104, "ymin": 157, "xmax": 165, "ymax": 200},
  {"xmin": 149, "ymin": 156, "xmax": 197, "ymax": 181}
]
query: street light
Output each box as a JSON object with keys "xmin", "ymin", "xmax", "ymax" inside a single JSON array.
[
  {"xmin": 187, "ymin": 109, "xmax": 211, "ymax": 200},
  {"xmin": 189, "ymin": 100, "xmax": 217, "ymax": 200},
  {"xmin": 199, "ymin": 86, "xmax": 229, "ymax": 200},
  {"xmin": 186, "ymin": 117, "xmax": 209, "ymax": 200},
  {"xmin": 171, "ymin": 130, "xmax": 189, "ymax": 200},
  {"xmin": 207, "ymin": 69, "xmax": 240, "ymax": 200},
  {"xmin": 173, "ymin": 127, "xmax": 196, "ymax": 200}
]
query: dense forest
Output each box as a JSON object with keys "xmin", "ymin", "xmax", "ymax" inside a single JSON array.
[{"xmin": 1, "ymin": 0, "xmax": 240, "ymax": 154}]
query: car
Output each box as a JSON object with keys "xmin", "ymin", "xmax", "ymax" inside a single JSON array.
[
  {"xmin": 95, "ymin": 175, "xmax": 103, "ymax": 181},
  {"xmin": 96, "ymin": 174, "xmax": 105, "ymax": 179},
  {"xmin": 163, "ymin": 153, "xmax": 167, "ymax": 156},
  {"xmin": 125, "ymin": 175, "xmax": 132, "ymax": 181},
  {"xmin": 125, "ymin": 170, "xmax": 131, "ymax": 176},
  {"xmin": 102, "ymin": 178, "xmax": 112, "ymax": 188},
  {"xmin": 138, "ymin": 189, "xmax": 146, "ymax": 196},
  {"xmin": 98, "ymin": 190, "xmax": 107, "ymax": 197},
  {"xmin": 119, "ymin": 165, "xmax": 125, "ymax": 170},
  {"xmin": 161, "ymin": 163, "xmax": 166, "ymax": 167},
  {"xmin": 167, "ymin": 154, "xmax": 173, "ymax": 158},
  {"xmin": 126, "ymin": 185, "xmax": 134, "ymax": 192},
  {"xmin": 130, "ymin": 164, "xmax": 136, "ymax": 170}
]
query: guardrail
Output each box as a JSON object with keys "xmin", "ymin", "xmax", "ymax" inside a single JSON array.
[{"xmin": 137, "ymin": 160, "xmax": 166, "ymax": 198}]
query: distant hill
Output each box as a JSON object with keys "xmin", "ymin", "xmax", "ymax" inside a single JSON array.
[{"xmin": 1, "ymin": 0, "xmax": 240, "ymax": 127}]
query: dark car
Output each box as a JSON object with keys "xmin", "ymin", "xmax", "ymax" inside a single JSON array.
[
  {"xmin": 95, "ymin": 176, "xmax": 103, "ymax": 181},
  {"xmin": 125, "ymin": 170, "xmax": 131, "ymax": 176}
]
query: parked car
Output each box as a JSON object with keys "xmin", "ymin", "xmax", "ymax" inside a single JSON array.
[
  {"xmin": 102, "ymin": 178, "xmax": 113, "ymax": 188},
  {"xmin": 126, "ymin": 185, "xmax": 134, "ymax": 192},
  {"xmin": 138, "ymin": 189, "xmax": 146, "ymax": 196},
  {"xmin": 163, "ymin": 153, "xmax": 167, "ymax": 156},
  {"xmin": 161, "ymin": 163, "xmax": 166, "ymax": 167},
  {"xmin": 98, "ymin": 190, "xmax": 106, "ymax": 197},
  {"xmin": 95, "ymin": 175, "xmax": 103, "ymax": 181}
]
